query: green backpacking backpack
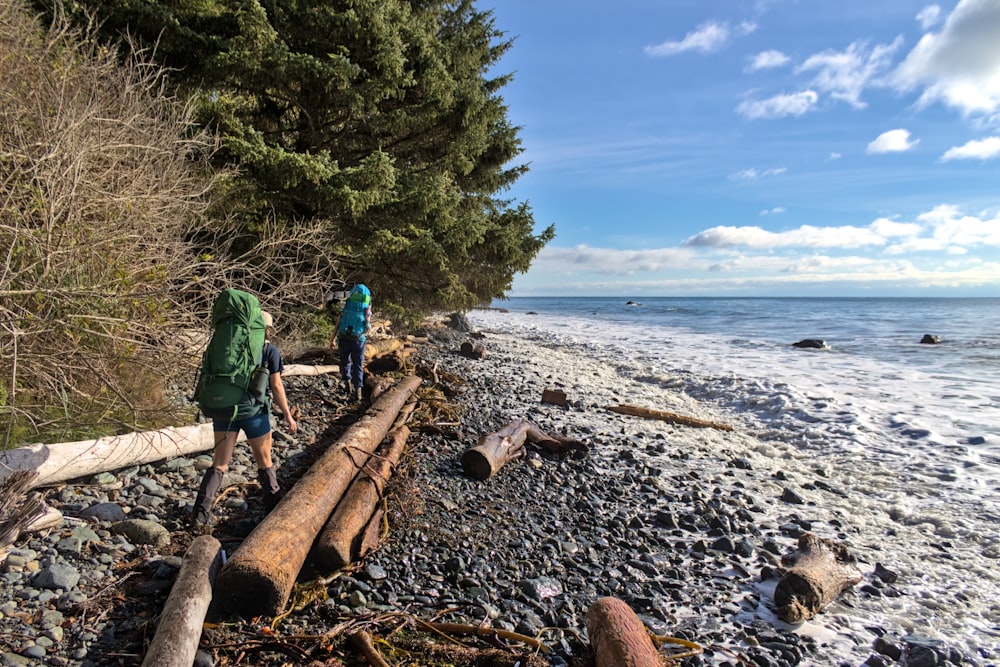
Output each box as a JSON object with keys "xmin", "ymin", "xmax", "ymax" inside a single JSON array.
[{"xmin": 194, "ymin": 289, "xmax": 268, "ymax": 421}]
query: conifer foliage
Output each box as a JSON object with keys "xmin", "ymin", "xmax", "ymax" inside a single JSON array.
[{"xmin": 45, "ymin": 0, "xmax": 554, "ymax": 321}]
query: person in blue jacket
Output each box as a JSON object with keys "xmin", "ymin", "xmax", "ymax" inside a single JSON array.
[{"xmin": 330, "ymin": 284, "xmax": 372, "ymax": 402}]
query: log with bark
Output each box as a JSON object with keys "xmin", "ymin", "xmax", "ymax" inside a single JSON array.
[
  {"xmin": 773, "ymin": 533, "xmax": 863, "ymax": 623},
  {"xmin": 0, "ymin": 423, "xmax": 232, "ymax": 489},
  {"xmin": 140, "ymin": 535, "xmax": 223, "ymax": 667},
  {"xmin": 605, "ymin": 404, "xmax": 733, "ymax": 431},
  {"xmin": 212, "ymin": 375, "xmax": 422, "ymax": 618},
  {"xmin": 461, "ymin": 420, "xmax": 588, "ymax": 481},
  {"xmin": 364, "ymin": 337, "xmax": 405, "ymax": 361},
  {"xmin": 313, "ymin": 424, "xmax": 410, "ymax": 571},
  {"xmin": 586, "ymin": 597, "xmax": 663, "ymax": 667},
  {"xmin": 459, "ymin": 341, "xmax": 486, "ymax": 359}
]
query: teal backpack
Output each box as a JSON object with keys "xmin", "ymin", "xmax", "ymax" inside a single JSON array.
[
  {"xmin": 194, "ymin": 289, "xmax": 268, "ymax": 420},
  {"xmin": 338, "ymin": 284, "xmax": 371, "ymax": 339}
]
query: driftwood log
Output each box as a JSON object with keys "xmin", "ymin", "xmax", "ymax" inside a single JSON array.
[
  {"xmin": 605, "ymin": 404, "xmax": 733, "ymax": 431},
  {"xmin": 773, "ymin": 533, "xmax": 863, "ymax": 623},
  {"xmin": 212, "ymin": 375, "xmax": 422, "ymax": 617},
  {"xmin": 365, "ymin": 337, "xmax": 405, "ymax": 361},
  {"xmin": 459, "ymin": 341, "xmax": 486, "ymax": 359},
  {"xmin": 586, "ymin": 597, "xmax": 662, "ymax": 667},
  {"xmin": 313, "ymin": 423, "xmax": 411, "ymax": 570},
  {"xmin": 461, "ymin": 421, "xmax": 588, "ymax": 481},
  {"xmin": 140, "ymin": 535, "xmax": 223, "ymax": 667},
  {"xmin": 0, "ymin": 423, "xmax": 231, "ymax": 488}
]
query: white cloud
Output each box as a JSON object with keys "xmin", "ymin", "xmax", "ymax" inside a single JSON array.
[
  {"xmin": 533, "ymin": 245, "xmax": 697, "ymax": 276},
  {"xmin": 737, "ymin": 90, "xmax": 818, "ymax": 119},
  {"xmin": 797, "ymin": 39, "xmax": 902, "ymax": 108},
  {"xmin": 731, "ymin": 167, "xmax": 787, "ymax": 180},
  {"xmin": 828, "ymin": 152, "xmax": 843, "ymax": 160},
  {"xmin": 748, "ymin": 50, "xmax": 791, "ymax": 71},
  {"xmin": 685, "ymin": 223, "xmax": 890, "ymax": 249},
  {"xmin": 917, "ymin": 5, "xmax": 943, "ymax": 30},
  {"xmin": 761, "ymin": 207, "xmax": 786, "ymax": 216},
  {"xmin": 892, "ymin": 0, "xmax": 1000, "ymax": 115},
  {"xmin": 941, "ymin": 136, "xmax": 1000, "ymax": 160},
  {"xmin": 645, "ymin": 21, "xmax": 731, "ymax": 56},
  {"xmin": 867, "ymin": 129, "xmax": 918, "ymax": 153}
]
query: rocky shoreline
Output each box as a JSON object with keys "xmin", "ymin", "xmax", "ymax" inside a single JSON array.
[{"xmin": 0, "ymin": 320, "xmax": 984, "ymax": 666}]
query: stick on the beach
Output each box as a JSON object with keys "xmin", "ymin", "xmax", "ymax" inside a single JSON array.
[
  {"xmin": 605, "ymin": 404, "xmax": 733, "ymax": 431},
  {"xmin": 773, "ymin": 533, "xmax": 863, "ymax": 623}
]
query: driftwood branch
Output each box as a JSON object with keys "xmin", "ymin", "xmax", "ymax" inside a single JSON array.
[
  {"xmin": 140, "ymin": 535, "xmax": 223, "ymax": 667},
  {"xmin": 605, "ymin": 404, "xmax": 733, "ymax": 431},
  {"xmin": 773, "ymin": 533, "xmax": 863, "ymax": 623}
]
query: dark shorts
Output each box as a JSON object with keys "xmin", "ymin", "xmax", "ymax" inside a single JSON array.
[{"xmin": 212, "ymin": 410, "xmax": 271, "ymax": 439}]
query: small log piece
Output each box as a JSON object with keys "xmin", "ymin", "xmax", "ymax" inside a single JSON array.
[
  {"xmin": 586, "ymin": 597, "xmax": 663, "ymax": 667},
  {"xmin": 459, "ymin": 341, "xmax": 486, "ymax": 359},
  {"xmin": 365, "ymin": 337, "xmax": 405, "ymax": 361},
  {"xmin": 541, "ymin": 388, "xmax": 567, "ymax": 406},
  {"xmin": 313, "ymin": 425, "xmax": 410, "ymax": 570},
  {"xmin": 140, "ymin": 535, "xmax": 223, "ymax": 667},
  {"xmin": 605, "ymin": 404, "xmax": 733, "ymax": 431},
  {"xmin": 212, "ymin": 375, "xmax": 422, "ymax": 618},
  {"xmin": 461, "ymin": 421, "xmax": 587, "ymax": 480},
  {"xmin": 773, "ymin": 533, "xmax": 863, "ymax": 623}
]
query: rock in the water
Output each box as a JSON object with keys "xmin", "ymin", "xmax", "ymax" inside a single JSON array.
[
  {"xmin": 920, "ymin": 334, "xmax": 942, "ymax": 344},
  {"xmin": 792, "ymin": 338, "xmax": 829, "ymax": 349}
]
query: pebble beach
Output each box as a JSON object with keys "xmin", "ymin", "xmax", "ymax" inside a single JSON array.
[{"xmin": 0, "ymin": 316, "xmax": 992, "ymax": 666}]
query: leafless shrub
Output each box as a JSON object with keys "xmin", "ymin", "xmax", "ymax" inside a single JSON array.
[{"xmin": 0, "ymin": 2, "xmax": 342, "ymax": 446}]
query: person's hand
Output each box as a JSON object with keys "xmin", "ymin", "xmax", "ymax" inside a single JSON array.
[{"xmin": 285, "ymin": 413, "xmax": 298, "ymax": 434}]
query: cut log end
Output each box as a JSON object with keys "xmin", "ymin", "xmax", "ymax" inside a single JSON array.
[
  {"xmin": 460, "ymin": 449, "xmax": 496, "ymax": 481},
  {"xmin": 586, "ymin": 597, "xmax": 663, "ymax": 667}
]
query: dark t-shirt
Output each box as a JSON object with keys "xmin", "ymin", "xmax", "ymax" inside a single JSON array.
[{"xmin": 262, "ymin": 342, "xmax": 283, "ymax": 397}]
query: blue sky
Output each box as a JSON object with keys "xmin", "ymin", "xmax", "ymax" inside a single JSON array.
[{"xmin": 489, "ymin": 0, "xmax": 1000, "ymax": 296}]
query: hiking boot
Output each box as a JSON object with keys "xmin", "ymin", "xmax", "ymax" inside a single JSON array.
[
  {"xmin": 257, "ymin": 466, "xmax": 283, "ymax": 512},
  {"xmin": 341, "ymin": 378, "xmax": 352, "ymax": 396},
  {"xmin": 354, "ymin": 385, "xmax": 363, "ymax": 403},
  {"xmin": 191, "ymin": 467, "xmax": 223, "ymax": 531}
]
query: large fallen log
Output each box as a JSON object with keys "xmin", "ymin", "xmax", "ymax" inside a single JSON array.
[
  {"xmin": 461, "ymin": 421, "xmax": 587, "ymax": 481},
  {"xmin": 313, "ymin": 423, "xmax": 410, "ymax": 571},
  {"xmin": 605, "ymin": 404, "xmax": 733, "ymax": 431},
  {"xmin": 282, "ymin": 363, "xmax": 340, "ymax": 377},
  {"xmin": 773, "ymin": 533, "xmax": 863, "ymax": 623},
  {"xmin": 586, "ymin": 597, "xmax": 662, "ymax": 667},
  {"xmin": 140, "ymin": 535, "xmax": 223, "ymax": 667},
  {"xmin": 0, "ymin": 423, "xmax": 233, "ymax": 489},
  {"xmin": 212, "ymin": 375, "xmax": 422, "ymax": 617}
]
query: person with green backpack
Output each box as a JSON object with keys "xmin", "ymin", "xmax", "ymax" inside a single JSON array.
[
  {"xmin": 191, "ymin": 290, "xmax": 297, "ymax": 530},
  {"xmin": 330, "ymin": 283, "xmax": 372, "ymax": 403}
]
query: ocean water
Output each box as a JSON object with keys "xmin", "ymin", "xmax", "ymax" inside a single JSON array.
[{"xmin": 469, "ymin": 296, "xmax": 1000, "ymax": 663}]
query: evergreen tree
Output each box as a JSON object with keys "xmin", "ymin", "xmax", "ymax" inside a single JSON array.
[{"xmin": 42, "ymin": 0, "xmax": 553, "ymax": 321}]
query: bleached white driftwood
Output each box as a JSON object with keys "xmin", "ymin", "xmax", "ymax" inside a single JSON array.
[
  {"xmin": 140, "ymin": 535, "xmax": 223, "ymax": 667},
  {"xmin": 0, "ymin": 423, "xmax": 236, "ymax": 489},
  {"xmin": 282, "ymin": 364, "xmax": 340, "ymax": 377}
]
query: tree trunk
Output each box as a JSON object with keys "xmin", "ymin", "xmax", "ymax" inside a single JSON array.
[
  {"xmin": 461, "ymin": 421, "xmax": 529, "ymax": 480},
  {"xmin": 461, "ymin": 420, "xmax": 586, "ymax": 480},
  {"xmin": 605, "ymin": 404, "xmax": 733, "ymax": 431},
  {"xmin": 211, "ymin": 375, "xmax": 422, "ymax": 618},
  {"xmin": 773, "ymin": 533, "xmax": 863, "ymax": 623},
  {"xmin": 586, "ymin": 597, "xmax": 663, "ymax": 667},
  {"xmin": 0, "ymin": 423, "xmax": 231, "ymax": 489},
  {"xmin": 313, "ymin": 424, "xmax": 410, "ymax": 571},
  {"xmin": 140, "ymin": 535, "xmax": 222, "ymax": 667}
]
